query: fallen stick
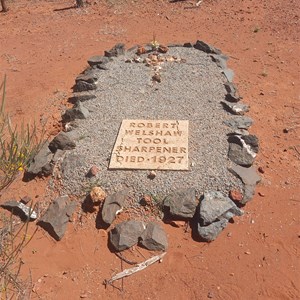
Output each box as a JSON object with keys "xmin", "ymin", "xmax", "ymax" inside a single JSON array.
[{"xmin": 104, "ymin": 252, "xmax": 166, "ymax": 286}]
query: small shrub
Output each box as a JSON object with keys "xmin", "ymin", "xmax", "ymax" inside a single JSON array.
[{"xmin": 0, "ymin": 76, "xmax": 45, "ymax": 190}]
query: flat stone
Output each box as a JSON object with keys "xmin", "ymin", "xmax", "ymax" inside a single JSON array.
[
  {"xmin": 73, "ymin": 81, "xmax": 97, "ymax": 92},
  {"xmin": 228, "ymin": 165, "xmax": 260, "ymax": 204},
  {"xmin": 87, "ymin": 55, "xmax": 111, "ymax": 67},
  {"xmin": 223, "ymin": 116, "xmax": 254, "ymax": 130},
  {"xmin": 197, "ymin": 219, "xmax": 228, "ymax": 242},
  {"xmin": 68, "ymin": 93, "xmax": 97, "ymax": 104},
  {"xmin": 109, "ymin": 220, "xmax": 145, "ymax": 251},
  {"xmin": 49, "ymin": 132, "xmax": 76, "ymax": 153},
  {"xmin": 183, "ymin": 42, "xmax": 193, "ymax": 48},
  {"xmin": 228, "ymin": 165, "xmax": 261, "ymax": 186},
  {"xmin": 221, "ymin": 101, "xmax": 250, "ymax": 115},
  {"xmin": 109, "ymin": 119, "xmax": 189, "ymax": 170},
  {"xmin": 62, "ymin": 101, "xmax": 90, "ymax": 122},
  {"xmin": 37, "ymin": 196, "xmax": 77, "ymax": 241},
  {"xmin": 194, "ymin": 40, "xmax": 222, "ymax": 55},
  {"xmin": 101, "ymin": 190, "xmax": 128, "ymax": 225},
  {"xmin": 140, "ymin": 222, "xmax": 168, "ymax": 251},
  {"xmin": 224, "ymin": 82, "xmax": 241, "ymax": 102},
  {"xmin": 164, "ymin": 188, "xmax": 197, "ymax": 219},
  {"xmin": 228, "ymin": 135, "xmax": 258, "ymax": 167},
  {"xmin": 27, "ymin": 142, "xmax": 53, "ymax": 176},
  {"xmin": 104, "ymin": 43, "xmax": 125, "ymax": 57},
  {"xmin": 75, "ymin": 69, "xmax": 98, "ymax": 84},
  {"xmin": 199, "ymin": 191, "xmax": 243, "ymax": 225},
  {"xmin": 1, "ymin": 200, "xmax": 37, "ymax": 220},
  {"xmin": 222, "ymin": 69, "xmax": 235, "ymax": 82}
]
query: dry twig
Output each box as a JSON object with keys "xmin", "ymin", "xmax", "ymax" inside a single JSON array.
[{"xmin": 104, "ymin": 252, "xmax": 166, "ymax": 286}]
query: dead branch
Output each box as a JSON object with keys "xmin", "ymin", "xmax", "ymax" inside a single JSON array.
[{"xmin": 104, "ymin": 252, "xmax": 166, "ymax": 286}]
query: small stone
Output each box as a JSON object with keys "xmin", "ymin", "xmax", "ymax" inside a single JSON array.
[
  {"xmin": 197, "ymin": 219, "xmax": 228, "ymax": 242},
  {"xmin": 140, "ymin": 222, "xmax": 168, "ymax": 251},
  {"xmin": 136, "ymin": 46, "xmax": 146, "ymax": 55},
  {"xmin": 258, "ymin": 166, "xmax": 265, "ymax": 174},
  {"xmin": 87, "ymin": 55, "xmax": 111, "ymax": 67},
  {"xmin": 62, "ymin": 101, "xmax": 90, "ymax": 122},
  {"xmin": 49, "ymin": 132, "xmax": 76, "ymax": 153},
  {"xmin": 164, "ymin": 188, "xmax": 198, "ymax": 219},
  {"xmin": 27, "ymin": 142, "xmax": 54, "ymax": 177},
  {"xmin": 193, "ymin": 40, "xmax": 221, "ymax": 54},
  {"xmin": 158, "ymin": 45, "xmax": 169, "ymax": 53},
  {"xmin": 221, "ymin": 101, "xmax": 249, "ymax": 115},
  {"xmin": 258, "ymin": 192, "xmax": 265, "ymax": 197},
  {"xmin": 86, "ymin": 166, "xmax": 99, "ymax": 178},
  {"xmin": 229, "ymin": 189, "xmax": 243, "ymax": 202},
  {"xmin": 73, "ymin": 81, "xmax": 97, "ymax": 93},
  {"xmin": 152, "ymin": 74, "xmax": 161, "ymax": 83},
  {"xmin": 222, "ymin": 69, "xmax": 235, "ymax": 82},
  {"xmin": 37, "ymin": 196, "xmax": 77, "ymax": 241},
  {"xmin": 104, "ymin": 43, "xmax": 125, "ymax": 57},
  {"xmin": 210, "ymin": 53, "xmax": 229, "ymax": 69},
  {"xmin": 1, "ymin": 200, "xmax": 37, "ymax": 220},
  {"xmin": 148, "ymin": 170, "xmax": 156, "ymax": 179},
  {"xmin": 109, "ymin": 220, "xmax": 145, "ymax": 251},
  {"xmin": 223, "ymin": 116, "xmax": 254, "ymax": 130},
  {"xmin": 75, "ymin": 69, "xmax": 98, "ymax": 84},
  {"xmin": 199, "ymin": 191, "xmax": 243, "ymax": 225},
  {"xmin": 101, "ymin": 190, "xmax": 128, "ymax": 225},
  {"xmin": 90, "ymin": 187, "xmax": 106, "ymax": 204}
]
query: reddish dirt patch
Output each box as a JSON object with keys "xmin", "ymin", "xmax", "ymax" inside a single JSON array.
[{"xmin": 1, "ymin": 0, "xmax": 299, "ymax": 299}]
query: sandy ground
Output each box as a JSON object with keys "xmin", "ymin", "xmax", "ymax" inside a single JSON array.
[{"xmin": 0, "ymin": 0, "xmax": 299, "ymax": 299}]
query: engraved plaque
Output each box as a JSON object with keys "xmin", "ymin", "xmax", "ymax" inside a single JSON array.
[{"xmin": 109, "ymin": 120, "xmax": 189, "ymax": 170}]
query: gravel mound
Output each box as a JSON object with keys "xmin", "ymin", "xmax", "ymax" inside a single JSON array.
[{"xmin": 58, "ymin": 46, "xmax": 243, "ymax": 198}]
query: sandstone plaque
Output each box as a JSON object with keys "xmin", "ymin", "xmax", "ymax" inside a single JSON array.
[{"xmin": 109, "ymin": 120, "xmax": 189, "ymax": 170}]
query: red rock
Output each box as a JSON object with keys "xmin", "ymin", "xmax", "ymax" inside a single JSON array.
[
  {"xmin": 229, "ymin": 189, "xmax": 244, "ymax": 201},
  {"xmin": 258, "ymin": 166, "xmax": 265, "ymax": 174},
  {"xmin": 158, "ymin": 45, "xmax": 169, "ymax": 53},
  {"xmin": 87, "ymin": 165, "xmax": 99, "ymax": 177}
]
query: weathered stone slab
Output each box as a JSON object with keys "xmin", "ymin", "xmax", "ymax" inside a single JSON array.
[{"xmin": 109, "ymin": 120, "xmax": 189, "ymax": 170}]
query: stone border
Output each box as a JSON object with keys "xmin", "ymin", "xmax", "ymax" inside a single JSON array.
[{"xmin": 24, "ymin": 41, "xmax": 261, "ymax": 243}]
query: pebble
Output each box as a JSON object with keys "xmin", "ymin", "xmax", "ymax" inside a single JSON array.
[{"xmin": 90, "ymin": 187, "xmax": 106, "ymax": 204}]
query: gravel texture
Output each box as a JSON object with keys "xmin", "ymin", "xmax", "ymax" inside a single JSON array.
[{"xmin": 58, "ymin": 46, "xmax": 243, "ymax": 199}]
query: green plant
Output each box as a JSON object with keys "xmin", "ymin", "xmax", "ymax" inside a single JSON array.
[
  {"xmin": 0, "ymin": 76, "xmax": 45, "ymax": 190},
  {"xmin": 0, "ymin": 204, "xmax": 37, "ymax": 299}
]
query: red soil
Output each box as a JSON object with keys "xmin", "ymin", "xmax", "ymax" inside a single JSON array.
[{"xmin": 0, "ymin": 0, "xmax": 299, "ymax": 299}]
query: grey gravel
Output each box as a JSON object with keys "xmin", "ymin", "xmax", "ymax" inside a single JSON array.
[{"xmin": 57, "ymin": 47, "xmax": 243, "ymax": 198}]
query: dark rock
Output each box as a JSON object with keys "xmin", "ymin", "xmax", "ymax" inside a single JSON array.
[
  {"xmin": 223, "ymin": 116, "xmax": 254, "ymax": 130},
  {"xmin": 228, "ymin": 135, "xmax": 258, "ymax": 167},
  {"xmin": 193, "ymin": 40, "xmax": 221, "ymax": 55},
  {"xmin": 49, "ymin": 132, "xmax": 76, "ymax": 153},
  {"xmin": 221, "ymin": 101, "xmax": 249, "ymax": 115},
  {"xmin": 224, "ymin": 82, "xmax": 241, "ymax": 102},
  {"xmin": 87, "ymin": 55, "xmax": 111, "ymax": 67},
  {"xmin": 73, "ymin": 81, "xmax": 97, "ymax": 93},
  {"xmin": 183, "ymin": 42, "xmax": 193, "ymax": 48},
  {"xmin": 199, "ymin": 191, "xmax": 243, "ymax": 225},
  {"xmin": 197, "ymin": 219, "xmax": 228, "ymax": 242},
  {"xmin": 228, "ymin": 135, "xmax": 256, "ymax": 167},
  {"xmin": 168, "ymin": 43, "xmax": 183, "ymax": 48},
  {"xmin": 102, "ymin": 190, "xmax": 128, "ymax": 225},
  {"xmin": 241, "ymin": 135, "xmax": 259, "ymax": 153},
  {"xmin": 109, "ymin": 220, "xmax": 145, "ymax": 251},
  {"xmin": 210, "ymin": 53, "xmax": 229, "ymax": 69},
  {"xmin": 75, "ymin": 69, "xmax": 98, "ymax": 84},
  {"xmin": 27, "ymin": 142, "xmax": 53, "ymax": 176},
  {"xmin": 228, "ymin": 165, "xmax": 261, "ymax": 205},
  {"xmin": 62, "ymin": 101, "xmax": 90, "ymax": 122},
  {"xmin": 95, "ymin": 64, "xmax": 109, "ymax": 71},
  {"xmin": 164, "ymin": 188, "xmax": 198, "ymax": 219},
  {"xmin": 140, "ymin": 222, "xmax": 168, "ymax": 251},
  {"xmin": 228, "ymin": 165, "xmax": 261, "ymax": 186},
  {"xmin": 68, "ymin": 93, "xmax": 96, "ymax": 104},
  {"xmin": 222, "ymin": 68, "xmax": 234, "ymax": 82},
  {"xmin": 86, "ymin": 165, "xmax": 99, "ymax": 178},
  {"xmin": 104, "ymin": 43, "xmax": 125, "ymax": 57},
  {"xmin": 37, "ymin": 196, "xmax": 77, "ymax": 241},
  {"xmin": 1, "ymin": 200, "xmax": 37, "ymax": 220}
]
